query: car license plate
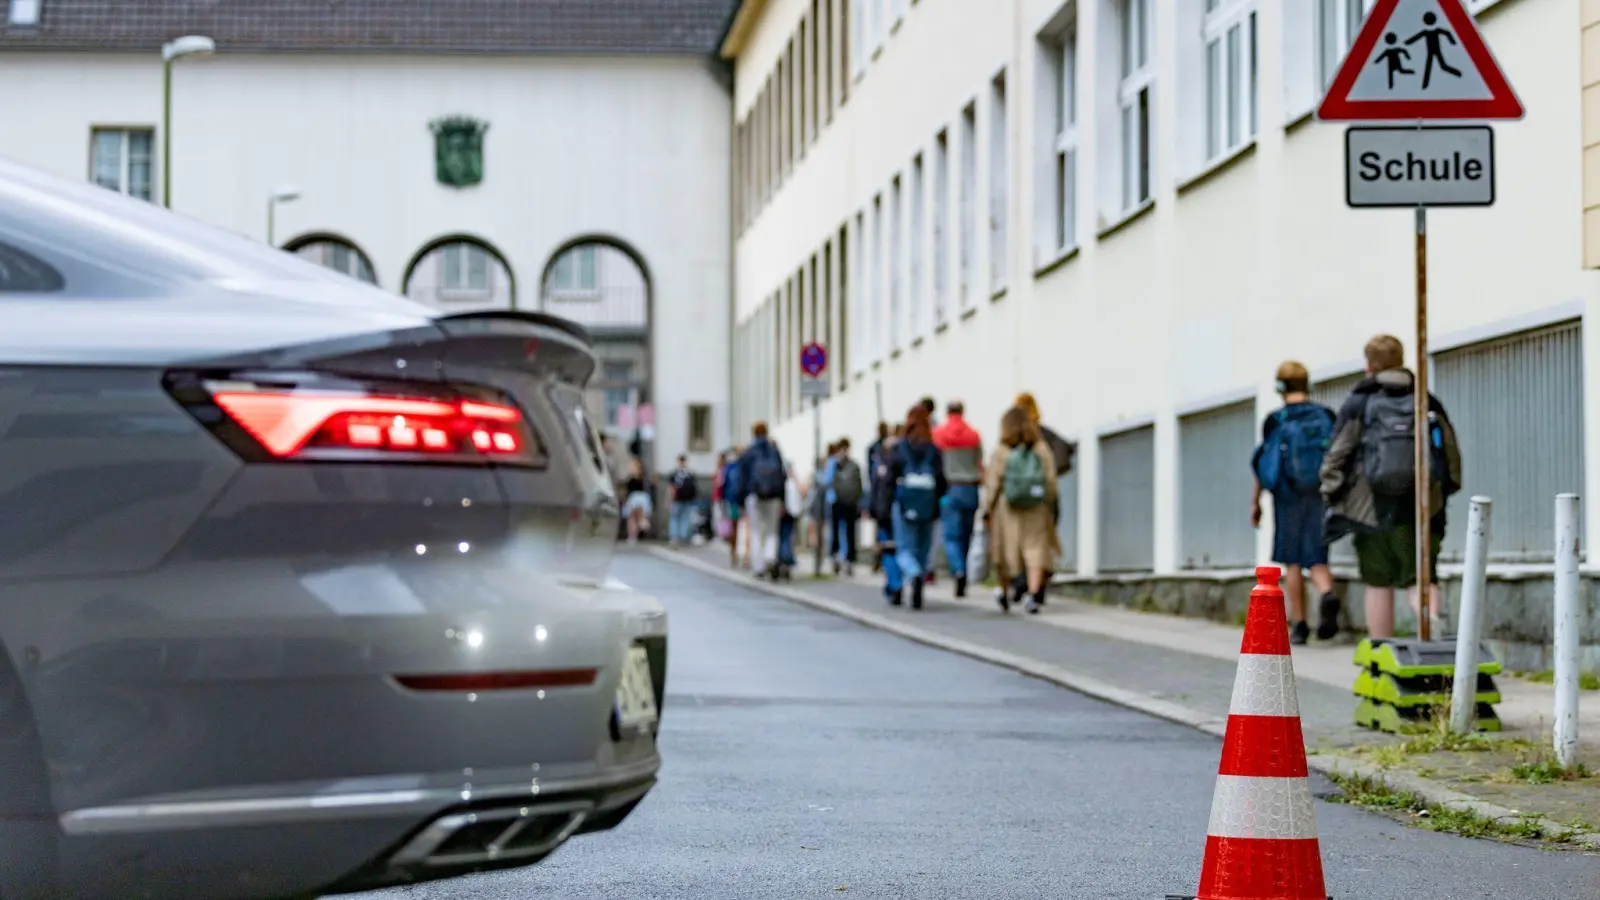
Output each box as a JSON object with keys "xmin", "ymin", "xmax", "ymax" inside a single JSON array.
[{"xmin": 614, "ymin": 645, "xmax": 658, "ymax": 734}]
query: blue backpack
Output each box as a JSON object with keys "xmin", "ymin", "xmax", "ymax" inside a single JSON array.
[
  {"xmin": 896, "ymin": 443, "xmax": 939, "ymax": 523},
  {"xmin": 1256, "ymin": 404, "xmax": 1333, "ymax": 497}
]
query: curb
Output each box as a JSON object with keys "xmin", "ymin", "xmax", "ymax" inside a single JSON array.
[{"xmin": 647, "ymin": 546, "xmax": 1600, "ymax": 851}]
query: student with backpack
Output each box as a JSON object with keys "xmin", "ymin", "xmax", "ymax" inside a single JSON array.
[
  {"xmin": 1320, "ymin": 335, "xmax": 1463, "ymax": 640},
  {"xmin": 1251, "ymin": 362, "xmax": 1340, "ymax": 645},
  {"xmin": 982, "ymin": 406, "xmax": 1059, "ymax": 613},
  {"xmin": 829, "ymin": 438, "xmax": 866, "ymax": 575},
  {"xmin": 884, "ymin": 407, "xmax": 947, "ymax": 609},
  {"xmin": 733, "ymin": 422, "xmax": 790, "ymax": 580}
]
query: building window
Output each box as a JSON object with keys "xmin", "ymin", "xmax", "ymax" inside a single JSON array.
[
  {"xmin": 299, "ymin": 241, "xmax": 377, "ymax": 284},
  {"xmin": 601, "ymin": 360, "xmax": 634, "ymax": 429},
  {"xmin": 1319, "ymin": 0, "xmax": 1375, "ymax": 90},
  {"xmin": 89, "ymin": 127, "xmax": 154, "ymax": 201},
  {"xmin": 989, "ymin": 71, "xmax": 1009, "ymax": 294},
  {"xmin": 888, "ymin": 176, "xmax": 902, "ymax": 352},
  {"xmin": 958, "ymin": 102, "xmax": 977, "ymax": 310},
  {"xmin": 852, "ymin": 211, "xmax": 866, "ymax": 374},
  {"xmin": 441, "ymin": 243, "xmax": 491, "ymax": 296},
  {"xmin": 932, "ymin": 130, "xmax": 949, "ymax": 326},
  {"xmin": 1037, "ymin": 20, "xmax": 1079, "ymax": 259},
  {"xmin": 851, "ymin": 0, "xmax": 867, "ymax": 76},
  {"xmin": 871, "ymin": 0, "xmax": 887, "ymax": 51},
  {"xmin": 871, "ymin": 194, "xmax": 884, "ymax": 362},
  {"xmin": 547, "ymin": 245, "xmax": 598, "ymax": 296},
  {"xmin": 1118, "ymin": 0, "xmax": 1154, "ymax": 212},
  {"xmin": 909, "ymin": 153, "xmax": 925, "ymax": 339},
  {"xmin": 688, "ymin": 404, "xmax": 713, "ymax": 454},
  {"xmin": 1204, "ymin": 0, "xmax": 1258, "ymax": 163},
  {"xmin": 8, "ymin": 0, "xmax": 39, "ymax": 26},
  {"xmin": 891, "ymin": 0, "xmax": 907, "ymax": 27}
]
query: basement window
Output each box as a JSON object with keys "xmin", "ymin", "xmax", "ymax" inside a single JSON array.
[{"xmin": 8, "ymin": 0, "xmax": 40, "ymax": 26}]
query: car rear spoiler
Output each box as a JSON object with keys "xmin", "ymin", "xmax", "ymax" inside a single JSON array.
[{"xmin": 433, "ymin": 310, "xmax": 594, "ymax": 348}]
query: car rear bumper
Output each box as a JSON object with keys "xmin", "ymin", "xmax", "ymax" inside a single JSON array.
[{"xmin": 50, "ymin": 753, "xmax": 659, "ymax": 900}]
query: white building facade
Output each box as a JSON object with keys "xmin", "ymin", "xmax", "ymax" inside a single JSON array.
[
  {"xmin": 726, "ymin": 0, "xmax": 1599, "ymax": 578},
  {"xmin": 0, "ymin": 0, "xmax": 738, "ymax": 475}
]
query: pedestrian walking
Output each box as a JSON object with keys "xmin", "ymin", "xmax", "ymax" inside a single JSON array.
[
  {"xmin": 777, "ymin": 462, "xmax": 803, "ymax": 579},
  {"xmin": 983, "ymin": 406, "xmax": 1059, "ymax": 613},
  {"xmin": 829, "ymin": 438, "xmax": 865, "ymax": 575},
  {"xmin": 1250, "ymin": 362, "xmax": 1340, "ymax": 645},
  {"xmin": 1008, "ymin": 393, "xmax": 1074, "ymax": 606},
  {"xmin": 1320, "ymin": 335, "xmax": 1463, "ymax": 640},
  {"xmin": 886, "ymin": 406, "xmax": 947, "ymax": 609},
  {"xmin": 734, "ymin": 423, "xmax": 789, "ymax": 580},
  {"xmin": 917, "ymin": 397, "xmax": 941, "ymax": 585},
  {"xmin": 668, "ymin": 454, "xmax": 699, "ymax": 547},
  {"xmin": 932, "ymin": 399, "xmax": 984, "ymax": 598},
  {"xmin": 621, "ymin": 457, "xmax": 654, "ymax": 545},
  {"xmin": 717, "ymin": 448, "xmax": 748, "ymax": 569},
  {"xmin": 870, "ymin": 422, "xmax": 896, "ymax": 573}
]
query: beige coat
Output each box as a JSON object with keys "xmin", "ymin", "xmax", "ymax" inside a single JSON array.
[{"xmin": 982, "ymin": 441, "xmax": 1060, "ymax": 574}]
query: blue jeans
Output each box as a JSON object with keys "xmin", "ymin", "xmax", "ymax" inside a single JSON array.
[
  {"xmin": 892, "ymin": 505, "xmax": 936, "ymax": 590},
  {"xmin": 940, "ymin": 484, "xmax": 980, "ymax": 578},
  {"xmin": 878, "ymin": 520, "xmax": 903, "ymax": 593},
  {"xmin": 669, "ymin": 501, "xmax": 696, "ymax": 543},
  {"xmin": 778, "ymin": 516, "xmax": 796, "ymax": 566}
]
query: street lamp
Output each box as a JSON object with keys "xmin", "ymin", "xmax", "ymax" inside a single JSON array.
[
  {"xmin": 160, "ymin": 34, "xmax": 216, "ymax": 208},
  {"xmin": 266, "ymin": 185, "xmax": 302, "ymax": 247}
]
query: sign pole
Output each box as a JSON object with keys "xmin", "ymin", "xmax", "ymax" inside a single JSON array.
[
  {"xmin": 1414, "ymin": 202, "xmax": 1432, "ymax": 644},
  {"xmin": 813, "ymin": 395, "xmax": 824, "ymax": 577}
]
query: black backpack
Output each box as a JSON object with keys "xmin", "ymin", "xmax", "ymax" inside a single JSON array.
[
  {"xmin": 1361, "ymin": 392, "xmax": 1417, "ymax": 498},
  {"xmin": 832, "ymin": 459, "xmax": 864, "ymax": 505}
]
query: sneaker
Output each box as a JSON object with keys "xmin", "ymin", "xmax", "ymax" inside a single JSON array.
[
  {"xmin": 832, "ymin": 560, "xmax": 842, "ymax": 575},
  {"xmin": 911, "ymin": 580, "xmax": 924, "ymax": 610},
  {"xmin": 1290, "ymin": 620, "xmax": 1311, "ymax": 646},
  {"xmin": 1316, "ymin": 594, "xmax": 1342, "ymax": 641},
  {"xmin": 1025, "ymin": 594, "xmax": 1042, "ymax": 615},
  {"xmin": 954, "ymin": 575, "xmax": 967, "ymax": 599},
  {"xmin": 888, "ymin": 588, "xmax": 904, "ymax": 607},
  {"xmin": 995, "ymin": 589, "xmax": 1010, "ymax": 613}
]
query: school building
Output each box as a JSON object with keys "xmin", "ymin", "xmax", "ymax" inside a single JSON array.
[{"xmin": 723, "ymin": 0, "xmax": 1595, "ymax": 630}]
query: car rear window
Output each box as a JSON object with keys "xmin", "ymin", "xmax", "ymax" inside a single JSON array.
[{"xmin": 0, "ymin": 240, "xmax": 64, "ymax": 292}]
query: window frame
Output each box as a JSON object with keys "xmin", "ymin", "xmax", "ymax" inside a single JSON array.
[
  {"xmin": 1318, "ymin": 0, "xmax": 1375, "ymax": 91},
  {"xmin": 1055, "ymin": 33, "xmax": 1079, "ymax": 254},
  {"xmin": 931, "ymin": 130, "xmax": 950, "ymax": 326},
  {"xmin": 1117, "ymin": 0, "xmax": 1154, "ymax": 213},
  {"xmin": 547, "ymin": 245, "xmax": 600, "ymax": 299},
  {"xmin": 88, "ymin": 126, "xmax": 155, "ymax": 202},
  {"xmin": 1202, "ymin": 0, "xmax": 1259, "ymax": 164},
  {"xmin": 688, "ymin": 403, "xmax": 713, "ymax": 454},
  {"xmin": 989, "ymin": 70, "xmax": 1009, "ymax": 295},
  {"xmin": 958, "ymin": 101, "xmax": 978, "ymax": 311},
  {"xmin": 439, "ymin": 243, "xmax": 494, "ymax": 300}
]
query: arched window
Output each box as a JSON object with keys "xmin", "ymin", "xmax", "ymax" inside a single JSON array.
[
  {"xmin": 402, "ymin": 237, "xmax": 515, "ymax": 309},
  {"xmin": 540, "ymin": 239, "xmax": 649, "ymax": 335},
  {"xmin": 283, "ymin": 234, "xmax": 378, "ymax": 285}
]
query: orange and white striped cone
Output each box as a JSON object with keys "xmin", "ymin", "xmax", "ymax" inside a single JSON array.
[{"xmin": 1169, "ymin": 566, "xmax": 1329, "ymax": 900}]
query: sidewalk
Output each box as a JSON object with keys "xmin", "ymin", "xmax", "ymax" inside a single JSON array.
[{"xmin": 653, "ymin": 542, "xmax": 1600, "ymax": 845}]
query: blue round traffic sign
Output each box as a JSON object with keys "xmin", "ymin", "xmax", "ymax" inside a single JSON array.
[{"xmin": 800, "ymin": 342, "xmax": 828, "ymax": 378}]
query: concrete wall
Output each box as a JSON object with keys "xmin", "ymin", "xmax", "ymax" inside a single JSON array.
[{"xmin": 0, "ymin": 50, "xmax": 733, "ymax": 474}]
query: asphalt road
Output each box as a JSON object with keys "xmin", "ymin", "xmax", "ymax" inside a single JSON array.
[{"xmin": 371, "ymin": 552, "xmax": 1598, "ymax": 900}]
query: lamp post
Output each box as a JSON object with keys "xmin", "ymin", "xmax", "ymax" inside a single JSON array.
[
  {"xmin": 266, "ymin": 185, "xmax": 302, "ymax": 247},
  {"xmin": 160, "ymin": 34, "xmax": 216, "ymax": 208}
]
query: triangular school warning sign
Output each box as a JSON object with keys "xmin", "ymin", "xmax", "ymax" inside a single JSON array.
[{"xmin": 1317, "ymin": 0, "xmax": 1522, "ymax": 121}]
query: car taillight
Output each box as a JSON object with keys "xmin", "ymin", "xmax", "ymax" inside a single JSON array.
[{"xmin": 165, "ymin": 371, "xmax": 545, "ymax": 467}]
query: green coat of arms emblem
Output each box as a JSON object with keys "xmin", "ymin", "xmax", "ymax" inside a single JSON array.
[{"xmin": 429, "ymin": 116, "xmax": 488, "ymax": 188}]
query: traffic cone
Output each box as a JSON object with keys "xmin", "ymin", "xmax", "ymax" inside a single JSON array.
[{"xmin": 1169, "ymin": 566, "xmax": 1329, "ymax": 900}]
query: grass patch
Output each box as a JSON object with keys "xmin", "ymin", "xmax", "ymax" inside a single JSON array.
[
  {"xmin": 1517, "ymin": 669, "xmax": 1600, "ymax": 691},
  {"xmin": 1508, "ymin": 757, "xmax": 1591, "ymax": 785},
  {"xmin": 1328, "ymin": 773, "xmax": 1565, "ymax": 843}
]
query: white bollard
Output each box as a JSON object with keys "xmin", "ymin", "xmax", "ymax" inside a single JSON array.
[
  {"xmin": 1450, "ymin": 497, "xmax": 1493, "ymax": 735},
  {"xmin": 1554, "ymin": 493, "xmax": 1582, "ymax": 769}
]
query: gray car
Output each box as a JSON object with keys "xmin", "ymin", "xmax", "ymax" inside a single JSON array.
[{"xmin": 0, "ymin": 156, "xmax": 666, "ymax": 900}]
